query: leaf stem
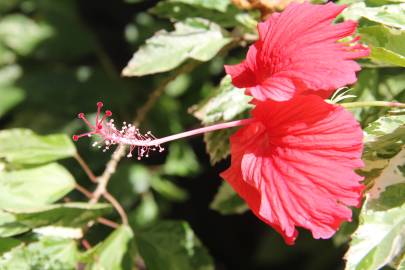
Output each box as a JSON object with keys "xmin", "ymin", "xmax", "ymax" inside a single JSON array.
[
  {"xmin": 341, "ymin": 101, "xmax": 405, "ymax": 109},
  {"xmin": 75, "ymin": 184, "xmax": 93, "ymax": 198},
  {"xmin": 103, "ymin": 192, "xmax": 128, "ymax": 225},
  {"xmin": 74, "ymin": 153, "xmax": 98, "ymax": 183},
  {"xmin": 97, "ymin": 217, "xmax": 119, "ymax": 229}
]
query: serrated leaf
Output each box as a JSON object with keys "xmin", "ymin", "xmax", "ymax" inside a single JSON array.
[
  {"xmin": 342, "ymin": 3, "xmax": 405, "ymax": 30},
  {"xmin": 0, "ymin": 129, "xmax": 76, "ymax": 165},
  {"xmin": 0, "ymin": 163, "xmax": 75, "ymax": 210},
  {"xmin": 0, "ymin": 14, "xmax": 53, "ymax": 56},
  {"xmin": 81, "ymin": 225, "xmax": 134, "ymax": 270},
  {"xmin": 360, "ymin": 25, "xmax": 405, "ymax": 67},
  {"xmin": 360, "ymin": 115, "xmax": 405, "ymax": 187},
  {"xmin": 192, "ymin": 76, "xmax": 252, "ymax": 164},
  {"xmin": 7, "ymin": 202, "xmax": 112, "ymax": 229},
  {"xmin": 203, "ymin": 127, "xmax": 234, "ymax": 165},
  {"xmin": 210, "ymin": 181, "xmax": 248, "ymax": 215},
  {"xmin": 367, "ymin": 147, "xmax": 405, "ymax": 199},
  {"xmin": 345, "ymin": 187, "xmax": 405, "ymax": 269},
  {"xmin": 192, "ymin": 76, "xmax": 252, "ymax": 124},
  {"xmin": 122, "ymin": 18, "xmax": 232, "ymax": 76},
  {"xmin": 136, "ymin": 220, "xmax": 214, "ymax": 270},
  {"xmin": 0, "ymin": 237, "xmax": 79, "ymax": 270},
  {"xmin": 363, "ymin": 115, "xmax": 405, "ymax": 160},
  {"xmin": 345, "ymin": 148, "xmax": 405, "ymax": 270},
  {"xmin": 150, "ymin": 0, "xmax": 241, "ymax": 28}
]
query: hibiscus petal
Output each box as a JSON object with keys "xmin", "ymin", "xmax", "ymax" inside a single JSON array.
[
  {"xmin": 221, "ymin": 95, "xmax": 364, "ymax": 244},
  {"xmin": 226, "ymin": 2, "xmax": 369, "ymax": 101}
]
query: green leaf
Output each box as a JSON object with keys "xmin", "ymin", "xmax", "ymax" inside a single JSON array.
[
  {"xmin": 0, "ymin": 238, "xmax": 21, "ymax": 256},
  {"xmin": 81, "ymin": 225, "xmax": 134, "ymax": 270},
  {"xmin": 361, "ymin": 115, "xmax": 405, "ymax": 186},
  {"xmin": 122, "ymin": 18, "xmax": 232, "ymax": 76},
  {"xmin": 8, "ymin": 202, "xmax": 112, "ymax": 228},
  {"xmin": 0, "ymin": 129, "xmax": 76, "ymax": 165},
  {"xmin": 210, "ymin": 181, "xmax": 248, "ymax": 215},
  {"xmin": 0, "ymin": 210, "xmax": 29, "ymax": 237},
  {"xmin": 342, "ymin": 3, "xmax": 405, "ymax": 30},
  {"xmin": 0, "ymin": 237, "xmax": 79, "ymax": 270},
  {"xmin": 345, "ymin": 148, "xmax": 405, "ymax": 270},
  {"xmin": 0, "ymin": 163, "xmax": 75, "ymax": 210},
  {"xmin": 192, "ymin": 76, "xmax": 252, "ymax": 164},
  {"xmin": 192, "ymin": 76, "xmax": 252, "ymax": 125},
  {"xmin": 345, "ymin": 187, "xmax": 405, "ymax": 269},
  {"xmin": 0, "ymin": 14, "xmax": 53, "ymax": 56},
  {"xmin": 150, "ymin": 176, "xmax": 188, "ymax": 202},
  {"xmin": 158, "ymin": 0, "xmax": 231, "ymax": 12},
  {"xmin": 0, "ymin": 65, "xmax": 24, "ymax": 117},
  {"xmin": 203, "ymin": 128, "xmax": 234, "ymax": 164},
  {"xmin": 363, "ymin": 115, "xmax": 405, "ymax": 158},
  {"xmin": 129, "ymin": 193, "xmax": 158, "ymax": 228},
  {"xmin": 399, "ymin": 258, "xmax": 405, "ymax": 270},
  {"xmin": 0, "ymin": 86, "xmax": 24, "ymax": 118},
  {"xmin": 0, "ymin": 43, "xmax": 16, "ymax": 65},
  {"xmin": 150, "ymin": 0, "xmax": 241, "ymax": 28},
  {"xmin": 163, "ymin": 142, "xmax": 200, "ymax": 177},
  {"xmin": 360, "ymin": 25, "xmax": 405, "ymax": 67},
  {"xmin": 345, "ymin": 197, "xmax": 405, "ymax": 270},
  {"xmin": 136, "ymin": 220, "xmax": 214, "ymax": 270}
]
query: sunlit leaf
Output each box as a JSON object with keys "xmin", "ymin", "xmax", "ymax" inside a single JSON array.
[
  {"xmin": 0, "ymin": 14, "xmax": 53, "ymax": 56},
  {"xmin": 8, "ymin": 203, "xmax": 111, "ymax": 228},
  {"xmin": 81, "ymin": 225, "xmax": 134, "ymax": 270},
  {"xmin": 150, "ymin": 0, "xmax": 242, "ymax": 28},
  {"xmin": 345, "ymin": 148, "xmax": 405, "ymax": 270},
  {"xmin": 0, "ymin": 163, "xmax": 75, "ymax": 210},
  {"xmin": 192, "ymin": 76, "xmax": 251, "ymax": 124},
  {"xmin": 192, "ymin": 76, "xmax": 252, "ymax": 164},
  {"xmin": 0, "ymin": 237, "xmax": 79, "ymax": 270},
  {"xmin": 0, "ymin": 210, "xmax": 29, "ymax": 237},
  {"xmin": 0, "ymin": 129, "xmax": 76, "ymax": 165},
  {"xmin": 122, "ymin": 18, "xmax": 232, "ymax": 76},
  {"xmin": 342, "ymin": 3, "xmax": 405, "ymax": 30},
  {"xmin": 136, "ymin": 220, "xmax": 214, "ymax": 270},
  {"xmin": 360, "ymin": 25, "xmax": 405, "ymax": 67},
  {"xmin": 360, "ymin": 114, "xmax": 405, "ymax": 186},
  {"xmin": 363, "ymin": 114, "xmax": 405, "ymax": 160},
  {"xmin": 210, "ymin": 181, "xmax": 248, "ymax": 215}
]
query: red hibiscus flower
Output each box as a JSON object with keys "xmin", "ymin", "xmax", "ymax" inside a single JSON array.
[
  {"xmin": 221, "ymin": 95, "xmax": 364, "ymax": 244},
  {"xmin": 225, "ymin": 2, "xmax": 369, "ymax": 102}
]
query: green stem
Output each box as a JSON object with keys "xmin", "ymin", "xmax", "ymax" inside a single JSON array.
[{"xmin": 340, "ymin": 101, "xmax": 405, "ymax": 109}]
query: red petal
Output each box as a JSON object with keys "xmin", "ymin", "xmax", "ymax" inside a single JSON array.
[
  {"xmin": 221, "ymin": 95, "xmax": 364, "ymax": 244},
  {"xmin": 226, "ymin": 2, "xmax": 369, "ymax": 101}
]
